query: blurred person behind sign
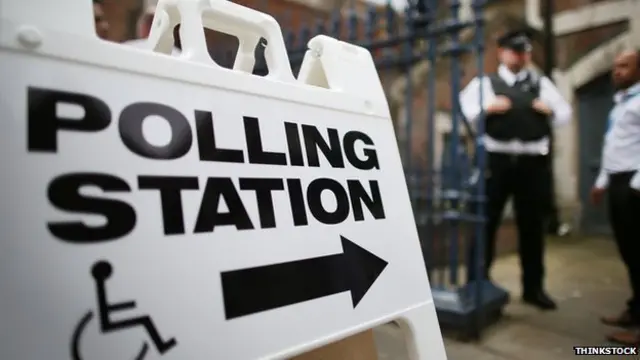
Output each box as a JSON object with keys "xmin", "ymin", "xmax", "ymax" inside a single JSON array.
[
  {"xmin": 460, "ymin": 29, "xmax": 572, "ymax": 310},
  {"xmin": 93, "ymin": 0, "xmax": 109, "ymax": 40},
  {"xmin": 590, "ymin": 49, "xmax": 640, "ymax": 346},
  {"xmin": 125, "ymin": 0, "xmax": 181, "ymax": 55}
]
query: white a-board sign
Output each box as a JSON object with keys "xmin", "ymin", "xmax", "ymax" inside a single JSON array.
[{"xmin": 0, "ymin": 0, "xmax": 447, "ymax": 359}]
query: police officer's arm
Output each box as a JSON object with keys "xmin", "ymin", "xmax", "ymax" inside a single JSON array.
[
  {"xmin": 459, "ymin": 76, "xmax": 503, "ymax": 122},
  {"xmin": 538, "ymin": 76, "xmax": 573, "ymax": 127}
]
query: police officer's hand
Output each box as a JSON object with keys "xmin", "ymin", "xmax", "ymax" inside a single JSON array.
[
  {"xmin": 532, "ymin": 98, "xmax": 553, "ymax": 116},
  {"xmin": 590, "ymin": 186, "xmax": 606, "ymax": 206},
  {"xmin": 486, "ymin": 96, "xmax": 511, "ymax": 114}
]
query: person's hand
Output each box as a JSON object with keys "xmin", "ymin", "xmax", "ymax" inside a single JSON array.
[
  {"xmin": 532, "ymin": 98, "xmax": 553, "ymax": 116},
  {"xmin": 590, "ymin": 186, "xmax": 606, "ymax": 206},
  {"xmin": 486, "ymin": 96, "xmax": 512, "ymax": 114}
]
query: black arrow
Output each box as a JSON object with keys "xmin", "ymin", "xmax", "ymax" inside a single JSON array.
[{"xmin": 221, "ymin": 235, "xmax": 388, "ymax": 320}]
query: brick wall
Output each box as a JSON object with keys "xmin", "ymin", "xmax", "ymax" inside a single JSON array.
[
  {"xmin": 236, "ymin": 0, "xmax": 330, "ymax": 38},
  {"xmin": 100, "ymin": 0, "xmax": 142, "ymax": 42}
]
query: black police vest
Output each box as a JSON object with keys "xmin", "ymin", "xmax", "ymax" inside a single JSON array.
[{"xmin": 485, "ymin": 73, "xmax": 551, "ymax": 142}]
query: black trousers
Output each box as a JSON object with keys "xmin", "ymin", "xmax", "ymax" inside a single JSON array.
[
  {"xmin": 545, "ymin": 135, "xmax": 560, "ymax": 231},
  {"xmin": 545, "ymin": 154, "xmax": 560, "ymax": 231},
  {"xmin": 607, "ymin": 171, "xmax": 640, "ymax": 322},
  {"xmin": 468, "ymin": 153, "xmax": 548, "ymax": 293}
]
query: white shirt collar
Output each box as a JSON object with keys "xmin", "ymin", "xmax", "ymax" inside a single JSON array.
[
  {"xmin": 498, "ymin": 64, "xmax": 529, "ymax": 86},
  {"xmin": 614, "ymin": 82, "xmax": 640, "ymax": 103}
]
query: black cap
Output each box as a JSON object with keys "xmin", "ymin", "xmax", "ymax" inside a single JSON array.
[{"xmin": 497, "ymin": 29, "xmax": 533, "ymax": 52}]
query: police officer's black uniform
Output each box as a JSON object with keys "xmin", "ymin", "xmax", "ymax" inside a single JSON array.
[
  {"xmin": 483, "ymin": 68, "xmax": 551, "ymax": 296},
  {"xmin": 464, "ymin": 30, "xmax": 570, "ymax": 310}
]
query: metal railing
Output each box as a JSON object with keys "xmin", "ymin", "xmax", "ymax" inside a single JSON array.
[{"xmin": 214, "ymin": 0, "xmax": 508, "ymax": 338}]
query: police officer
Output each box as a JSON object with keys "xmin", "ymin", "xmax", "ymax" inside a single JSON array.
[{"xmin": 460, "ymin": 29, "xmax": 572, "ymax": 309}]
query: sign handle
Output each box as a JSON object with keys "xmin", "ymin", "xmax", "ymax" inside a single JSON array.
[
  {"xmin": 148, "ymin": 0, "xmax": 295, "ymax": 83},
  {"xmin": 298, "ymin": 35, "xmax": 391, "ymax": 118},
  {"xmin": 397, "ymin": 304, "xmax": 448, "ymax": 360}
]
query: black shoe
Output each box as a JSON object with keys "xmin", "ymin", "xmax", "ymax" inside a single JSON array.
[
  {"xmin": 546, "ymin": 223, "xmax": 559, "ymax": 235},
  {"xmin": 523, "ymin": 290, "xmax": 557, "ymax": 310},
  {"xmin": 601, "ymin": 310, "xmax": 639, "ymax": 328}
]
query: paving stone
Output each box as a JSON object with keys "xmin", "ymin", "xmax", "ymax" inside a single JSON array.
[{"xmin": 371, "ymin": 237, "xmax": 635, "ymax": 360}]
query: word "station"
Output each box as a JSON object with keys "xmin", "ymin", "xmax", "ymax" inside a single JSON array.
[{"xmin": 28, "ymin": 87, "xmax": 388, "ymax": 243}]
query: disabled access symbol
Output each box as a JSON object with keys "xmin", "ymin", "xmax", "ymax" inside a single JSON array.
[{"xmin": 71, "ymin": 260, "xmax": 177, "ymax": 360}]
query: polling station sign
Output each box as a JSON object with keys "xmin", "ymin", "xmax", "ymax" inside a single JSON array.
[{"xmin": 0, "ymin": 1, "xmax": 446, "ymax": 359}]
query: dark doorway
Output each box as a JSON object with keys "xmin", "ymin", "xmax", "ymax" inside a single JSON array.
[{"xmin": 576, "ymin": 71, "xmax": 614, "ymax": 235}]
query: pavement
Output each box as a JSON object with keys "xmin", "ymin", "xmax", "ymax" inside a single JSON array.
[{"xmin": 373, "ymin": 236, "xmax": 639, "ymax": 359}]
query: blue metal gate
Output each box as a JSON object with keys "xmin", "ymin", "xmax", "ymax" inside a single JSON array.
[{"xmin": 216, "ymin": 0, "xmax": 508, "ymax": 338}]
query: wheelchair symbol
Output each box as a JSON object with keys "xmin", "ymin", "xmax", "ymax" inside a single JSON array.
[{"xmin": 71, "ymin": 260, "xmax": 177, "ymax": 360}]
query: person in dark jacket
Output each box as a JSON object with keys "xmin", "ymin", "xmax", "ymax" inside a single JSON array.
[{"xmin": 460, "ymin": 29, "xmax": 572, "ymax": 310}]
